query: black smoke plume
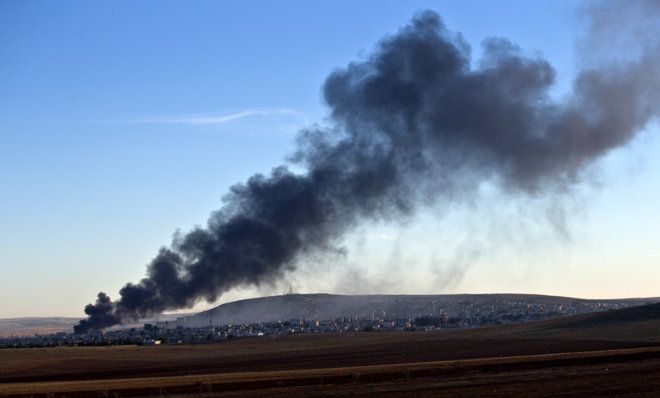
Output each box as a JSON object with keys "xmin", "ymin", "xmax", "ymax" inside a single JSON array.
[{"xmin": 75, "ymin": 8, "xmax": 660, "ymax": 333}]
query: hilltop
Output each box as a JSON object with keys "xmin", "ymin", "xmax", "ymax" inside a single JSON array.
[{"xmin": 180, "ymin": 293, "xmax": 657, "ymax": 327}]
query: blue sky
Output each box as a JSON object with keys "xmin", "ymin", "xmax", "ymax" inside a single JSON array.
[{"xmin": 1, "ymin": 0, "xmax": 659, "ymax": 317}]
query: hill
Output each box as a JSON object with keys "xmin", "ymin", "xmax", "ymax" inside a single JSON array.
[
  {"xmin": 492, "ymin": 302, "xmax": 660, "ymax": 342},
  {"xmin": 181, "ymin": 293, "xmax": 657, "ymax": 327}
]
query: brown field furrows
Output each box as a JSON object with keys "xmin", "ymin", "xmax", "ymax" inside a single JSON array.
[
  {"xmin": 2, "ymin": 346, "xmax": 660, "ymax": 397},
  {"xmin": 1, "ymin": 332, "xmax": 657, "ymax": 383}
]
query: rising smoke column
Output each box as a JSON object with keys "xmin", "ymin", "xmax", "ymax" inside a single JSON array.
[{"xmin": 75, "ymin": 8, "xmax": 660, "ymax": 333}]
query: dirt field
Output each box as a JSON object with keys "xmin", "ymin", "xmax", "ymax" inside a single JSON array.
[{"xmin": 2, "ymin": 330, "xmax": 660, "ymax": 397}]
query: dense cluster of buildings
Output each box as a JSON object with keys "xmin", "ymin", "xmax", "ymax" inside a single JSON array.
[{"xmin": 0, "ymin": 297, "xmax": 642, "ymax": 349}]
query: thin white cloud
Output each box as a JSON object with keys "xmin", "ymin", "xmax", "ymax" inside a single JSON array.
[{"xmin": 84, "ymin": 107, "xmax": 308, "ymax": 126}]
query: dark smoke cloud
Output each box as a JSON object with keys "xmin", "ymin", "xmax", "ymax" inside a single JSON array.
[{"xmin": 75, "ymin": 8, "xmax": 660, "ymax": 333}]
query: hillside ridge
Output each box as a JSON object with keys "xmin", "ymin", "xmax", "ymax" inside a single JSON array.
[{"xmin": 181, "ymin": 292, "xmax": 658, "ymax": 327}]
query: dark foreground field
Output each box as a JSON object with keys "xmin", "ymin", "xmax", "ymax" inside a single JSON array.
[
  {"xmin": 1, "ymin": 334, "xmax": 660, "ymax": 397},
  {"xmin": 3, "ymin": 345, "xmax": 660, "ymax": 397},
  {"xmin": 3, "ymin": 305, "xmax": 660, "ymax": 397}
]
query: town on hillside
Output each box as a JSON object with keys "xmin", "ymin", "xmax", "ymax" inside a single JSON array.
[{"xmin": 1, "ymin": 297, "xmax": 647, "ymax": 348}]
